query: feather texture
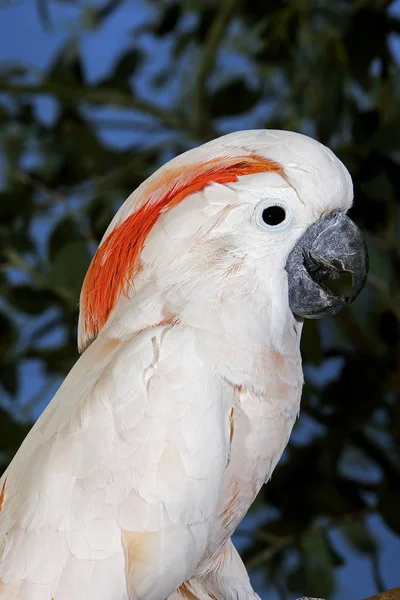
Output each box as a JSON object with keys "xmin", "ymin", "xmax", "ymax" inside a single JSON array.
[{"xmin": 0, "ymin": 326, "xmax": 232, "ymax": 599}]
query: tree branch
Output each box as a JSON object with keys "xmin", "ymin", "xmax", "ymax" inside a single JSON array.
[
  {"xmin": 89, "ymin": 116, "xmax": 162, "ymax": 131},
  {"xmin": 298, "ymin": 591, "xmax": 400, "ymax": 600},
  {"xmin": 9, "ymin": 169, "xmax": 65, "ymax": 201},
  {"xmin": 243, "ymin": 507, "xmax": 374, "ymax": 572},
  {"xmin": 370, "ymin": 551, "xmax": 386, "ymax": 597},
  {"xmin": 3, "ymin": 247, "xmax": 75, "ymax": 307},
  {"xmin": 36, "ymin": 0, "xmax": 52, "ymax": 31},
  {"xmin": 92, "ymin": 0, "xmax": 124, "ymax": 23},
  {"xmin": 298, "ymin": 592, "xmax": 400, "ymax": 600},
  {"xmin": 364, "ymin": 587, "xmax": 400, "ymax": 600},
  {"xmin": 0, "ymin": 82, "xmax": 193, "ymax": 134}
]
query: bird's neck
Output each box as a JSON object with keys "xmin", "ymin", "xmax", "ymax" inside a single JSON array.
[
  {"xmin": 106, "ymin": 282, "xmax": 303, "ymax": 391},
  {"xmin": 186, "ymin": 302, "xmax": 303, "ymax": 390}
]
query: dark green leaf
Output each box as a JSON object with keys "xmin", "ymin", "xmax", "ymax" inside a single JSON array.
[
  {"xmin": 86, "ymin": 197, "xmax": 115, "ymax": 241},
  {"xmin": 0, "ymin": 361, "xmax": 18, "ymax": 396},
  {"xmin": 344, "ymin": 8, "xmax": 390, "ymax": 83},
  {"xmin": 100, "ymin": 49, "xmax": 143, "ymax": 90},
  {"xmin": 288, "ymin": 532, "xmax": 335, "ymax": 598},
  {"xmin": 378, "ymin": 478, "xmax": 400, "ymax": 535},
  {"xmin": 0, "ymin": 312, "xmax": 18, "ymax": 352},
  {"xmin": 46, "ymin": 40, "xmax": 84, "ymax": 86},
  {"xmin": 301, "ymin": 320, "xmax": 322, "ymax": 365},
  {"xmin": 49, "ymin": 217, "xmax": 82, "ymax": 261},
  {"xmin": 210, "ymin": 79, "xmax": 262, "ymax": 117},
  {"xmin": 155, "ymin": 3, "xmax": 181, "ymax": 36},
  {"xmin": 48, "ymin": 240, "xmax": 90, "ymax": 301},
  {"xmin": 8, "ymin": 285, "xmax": 57, "ymax": 315},
  {"xmin": 341, "ymin": 519, "xmax": 377, "ymax": 554},
  {"xmin": 3, "ymin": 129, "xmax": 25, "ymax": 168}
]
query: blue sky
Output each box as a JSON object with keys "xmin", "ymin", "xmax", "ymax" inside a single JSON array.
[{"xmin": 0, "ymin": 1, "xmax": 399, "ymax": 598}]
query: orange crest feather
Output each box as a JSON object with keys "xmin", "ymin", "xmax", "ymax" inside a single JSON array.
[{"xmin": 80, "ymin": 154, "xmax": 281, "ymax": 346}]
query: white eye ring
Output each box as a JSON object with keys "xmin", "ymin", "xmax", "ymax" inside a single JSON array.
[{"xmin": 252, "ymin": 199, "xmax": 292, "ymax": 232}]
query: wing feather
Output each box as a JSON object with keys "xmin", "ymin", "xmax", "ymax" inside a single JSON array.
[{"xmin": 0, "ymin": 326, "xmax": 231, "ymax": 600}]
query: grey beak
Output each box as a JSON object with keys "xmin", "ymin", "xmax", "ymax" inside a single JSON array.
[{"xmin": 285, "ymin": 210, "xmax": 368, "ymax": 319}]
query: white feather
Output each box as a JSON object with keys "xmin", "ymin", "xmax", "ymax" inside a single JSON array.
[{"xmin": 0, "ymin": 326, "xmax": 231, "ymax": 598}]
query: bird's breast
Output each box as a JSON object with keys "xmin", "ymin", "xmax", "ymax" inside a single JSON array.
[{"xmin": 207, "ymin": 350, "xmax": 303, "ymax": 554}]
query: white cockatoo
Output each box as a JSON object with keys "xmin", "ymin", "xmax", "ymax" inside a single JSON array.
[{"xmin": 0, "ymin": 130, "xmax": 367, "ymax": 600}]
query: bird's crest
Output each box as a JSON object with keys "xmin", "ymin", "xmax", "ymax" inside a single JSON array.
[{"xmin": 78, "ymin": 154, "xmax": 281, "ymax": 351}]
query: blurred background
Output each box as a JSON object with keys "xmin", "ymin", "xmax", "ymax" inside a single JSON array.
[{"xmin": 0, "ymin": 0, "xmax": 400, "ymax": 598}]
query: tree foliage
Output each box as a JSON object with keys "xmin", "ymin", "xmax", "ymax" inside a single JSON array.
[{"xmin": 0, "ymin": 0, "xmax": 399, "ymax": 598}]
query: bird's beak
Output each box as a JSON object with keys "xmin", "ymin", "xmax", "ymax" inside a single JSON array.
[{"xmin": 285, "ymin": 210, "xmax": 368, "ymax": 319}]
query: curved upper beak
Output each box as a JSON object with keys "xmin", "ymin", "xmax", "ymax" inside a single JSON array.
[{"xmin": 285, "ymin": 210, "xmax": 368, "ymax": 319}]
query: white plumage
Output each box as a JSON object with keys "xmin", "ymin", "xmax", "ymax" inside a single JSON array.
[{"xmin": 0, "ymin": 130, "xmax": 355, "ymax": 599}]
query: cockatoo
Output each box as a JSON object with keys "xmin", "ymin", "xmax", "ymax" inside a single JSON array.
[{"xmin": 0, "ymin": 130, "xmax": 367, "ymax": 600}]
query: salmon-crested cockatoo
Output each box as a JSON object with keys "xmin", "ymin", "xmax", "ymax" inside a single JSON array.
[{"xmin": 0, "ymin": 130, "xmax": 367, "ymax": 600}]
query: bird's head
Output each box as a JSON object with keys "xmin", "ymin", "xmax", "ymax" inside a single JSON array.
[{"xmin": 78, "ymin": 130, "xmax": 368, "ymax": 352}]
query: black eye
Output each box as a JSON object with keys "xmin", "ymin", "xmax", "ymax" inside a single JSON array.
[{"xmin": 262, "ymin": 205, "xmax": 286, "ymax": 226}]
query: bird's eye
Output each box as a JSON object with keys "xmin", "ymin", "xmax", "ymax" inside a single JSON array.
[
  {"xmin": 252, "ymin": 199, "xmax": 292, "ymax": 232},
  {"xmin": 262, "ymin": 205, "xmax": 286, "ymax": 226}
]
